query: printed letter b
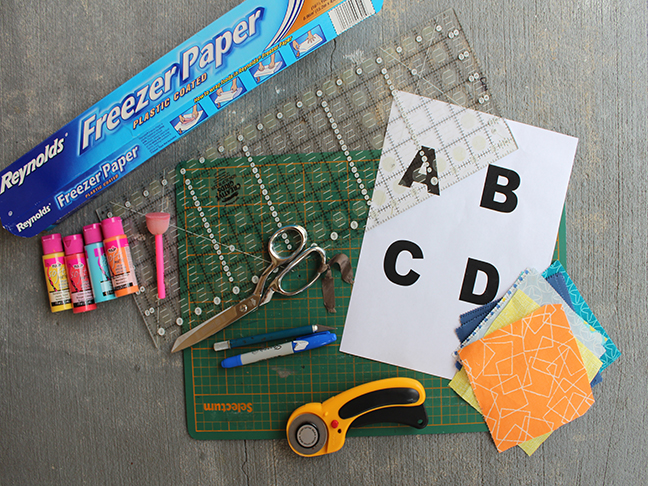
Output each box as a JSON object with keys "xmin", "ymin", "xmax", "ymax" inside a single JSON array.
[{"xmin": 480, "ymin": 165, "xmax": 520, "ymax": 213}]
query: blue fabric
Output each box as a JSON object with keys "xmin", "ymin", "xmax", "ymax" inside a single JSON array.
[
  {"xmin": 591, "ymin": 371, "xmax": 603, "ymax": 387},
  {"xmin": 455, "ymin": 299, "xmax": 499, "ymax": 342}
]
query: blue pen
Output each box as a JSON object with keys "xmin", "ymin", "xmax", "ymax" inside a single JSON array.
[
  {"xmin": 221, "ymin": 332, "xmax": 337, "ymax": 368},
  {"xmin": 213, "ymin": 324, "xmax": 335, "ymax": 351}
]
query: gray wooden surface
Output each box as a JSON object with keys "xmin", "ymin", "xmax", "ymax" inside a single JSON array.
[{"xmin": 1, "ymin": 1, "xmax": 645, "ymax": 484}]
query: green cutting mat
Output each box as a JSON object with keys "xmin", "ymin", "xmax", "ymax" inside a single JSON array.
[{"xmin": 176, "ymin": 149, "xmax": 488, "ymax": 439}]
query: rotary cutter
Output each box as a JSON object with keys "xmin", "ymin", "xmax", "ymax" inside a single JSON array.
[{"xmin": 286, "ymin": 378, "xmax": 428, "ymax": 457}]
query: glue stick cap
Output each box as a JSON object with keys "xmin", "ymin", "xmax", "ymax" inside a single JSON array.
[
  {"xmin": 101, "ymin": 216, "xmax": 125, "ymax": 239},
  {"xmin": 83, "ymin": 223, "xmax": 104, "ymax": 245},
  {"xmin": 42, "ymin": 233, "xmax": 63, "ymax": 255},
  {"xmin": 62, "ymin": 234, "xmax": 84, "ymax": 255}
]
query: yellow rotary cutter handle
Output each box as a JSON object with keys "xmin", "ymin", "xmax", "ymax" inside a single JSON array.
[{"xmin": 286, "ymin": 377, "xmax": 428, "ymax": 457}]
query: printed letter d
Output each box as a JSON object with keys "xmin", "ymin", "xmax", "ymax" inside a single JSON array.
[{"xmin": 459, "ymin": 258, "xmax": 499, "ymax": 305}]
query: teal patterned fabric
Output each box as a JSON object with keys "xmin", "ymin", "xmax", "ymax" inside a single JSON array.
[{"xmin": 543, "ymin": 261, "xmax": 621, "ymax": 371}]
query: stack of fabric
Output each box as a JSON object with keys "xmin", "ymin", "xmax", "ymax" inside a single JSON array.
[{"xmin": 449, "ymin": 261, "xmax": 620, "ymax": 454}]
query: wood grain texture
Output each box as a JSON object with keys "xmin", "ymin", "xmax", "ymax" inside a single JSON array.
[{"xmin": 1, "ymin": 0, "xmax": 646, "ymax": 484}]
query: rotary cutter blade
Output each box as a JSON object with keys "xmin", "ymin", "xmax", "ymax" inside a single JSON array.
[
  {"xmin": 286, "ymin": 377, "xmax": 428, "ymax": 457},
  {"xmin": 287, "ymin": 413, "xmax": 329, "ymax": 456}
]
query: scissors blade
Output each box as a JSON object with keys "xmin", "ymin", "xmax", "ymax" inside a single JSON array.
[{"xmin": 171, "ymin": 294, "xmax": 260, "ymax": 353}]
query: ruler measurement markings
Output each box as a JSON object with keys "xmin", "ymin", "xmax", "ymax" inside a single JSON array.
[{"xmin": 97, "ymin": 9, "xmax": 501, "ymax": 437}]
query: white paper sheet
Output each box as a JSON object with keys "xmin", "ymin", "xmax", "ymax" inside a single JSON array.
[{"xmin": 340, "ymin": 117, "xmax": 578, "ymax": 379}]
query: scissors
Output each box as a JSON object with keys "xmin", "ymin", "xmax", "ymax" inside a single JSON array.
[{"xmin": 171, "ymin": 225, "xmax": 327, "ymax": 353}]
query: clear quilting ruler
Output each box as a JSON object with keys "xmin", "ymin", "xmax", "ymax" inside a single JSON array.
[
  {"xmin": 366, "ymin": 90, "xmax": 517, "ymax": 230},
  {"xmin": 97, "ymin": 8, "xmax": 516, "ymax": 348}
]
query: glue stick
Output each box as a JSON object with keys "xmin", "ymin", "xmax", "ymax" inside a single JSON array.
[
  {"xmin": 83, "ymin": 223, "xmax": 117, "ymax": 303},
  {"xmin": 101, "ymin": 216, "xmax": 138, "ymax": 297},
  {"xmin": 63, "ymin": 234, "xmax": 97, "ymax": 313},
  {"xmin": 41, "ymin": 233, "xmax": 73, "ymax": 312}
]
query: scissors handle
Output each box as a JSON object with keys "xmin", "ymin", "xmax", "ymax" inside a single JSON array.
[
  {"xmin": 249, "ymin": 224, "xmax": 308, "ymax": 300},
  {"xmin": 267, "ymin": 224, "xmax": 308, "ymax": 264},
  {"xmin": 260, "ymin": 246, "xmax": 327, "ymax": 306}
]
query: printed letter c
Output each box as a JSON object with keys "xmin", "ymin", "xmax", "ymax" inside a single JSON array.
[{"xmin": 383, "ymin": 240, "xmax": 424, "ymax": 286}]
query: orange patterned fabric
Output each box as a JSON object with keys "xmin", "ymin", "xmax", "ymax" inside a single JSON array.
[{"xmin": 458, "ymin": 304, "xmax": 595, "ymax": 452}]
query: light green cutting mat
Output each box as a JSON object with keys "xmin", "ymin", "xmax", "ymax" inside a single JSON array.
[{"xmin": 176, "ymin": 149, "xmax": 488, "ymax": 439}]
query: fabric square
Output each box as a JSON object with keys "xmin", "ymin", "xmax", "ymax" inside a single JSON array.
[
  {"xmin": 458, "ymin": 269, "xmax": 605, "ymax": 358},
  {"xmin": 545, "ymin": 272, "xmax": 574, "ymax": 311},
  {"xmin": 544, "ymin": 261, "xmax": 621, "ymax": 370},
  {"xmin": 458, "ymin": 304, "xmax": 595, "ymax": 452},
  {"xmin": 450, "ymin": 331, "xmax": 601, "ymax": 455}
]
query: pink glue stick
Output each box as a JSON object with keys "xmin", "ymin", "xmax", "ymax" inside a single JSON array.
[{"xmin": 145, "ymin": 212, "xmax": 171, "ymax": 300}]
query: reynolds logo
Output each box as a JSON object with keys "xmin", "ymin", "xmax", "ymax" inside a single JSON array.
[
  {"xmin": 15, "ymin": 204, "xmax": 52, "ymax": 233},
  {"xmin": 0, "ymin": 138, "xmax": 65, "ymax": 195}
]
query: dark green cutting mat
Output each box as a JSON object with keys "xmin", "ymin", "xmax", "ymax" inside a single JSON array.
[{"xmin": 176, "ymin": 149, "xmax": 488, "ymax": 439}]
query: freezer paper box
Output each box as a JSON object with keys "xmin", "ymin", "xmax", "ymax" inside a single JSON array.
[{"xmin": 0, "ymin": 0, "xmax": 383, "ymax": 237}]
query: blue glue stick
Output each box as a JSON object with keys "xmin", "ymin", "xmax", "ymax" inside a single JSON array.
[{"xmin": 83, "ymin": 223, "xmax": 117, "ymax": 303}]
